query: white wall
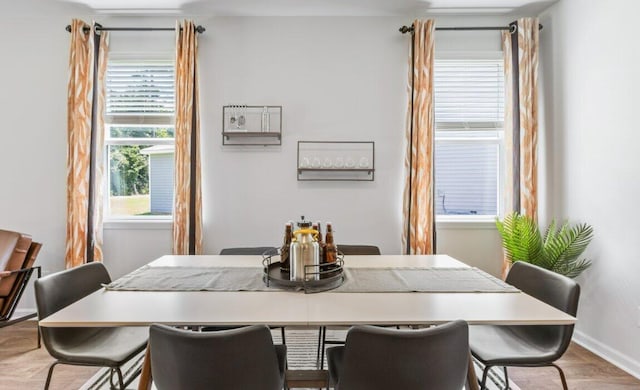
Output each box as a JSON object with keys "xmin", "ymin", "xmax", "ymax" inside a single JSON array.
[
  {"xmin": 0, "ymin": 9, "xmax": 508, "ymax": 314},
  {"xmin": 539, "ymin": 0, "xmax": 640, "ymax": 378},
  {"xmin": 0, "ymin": 13, "xmax": 72, "ymax": 310},
  {"xmin": 198, "ymin": 15, "xmax": 508, "ymax": 276},
  {"xmin": 199, "ymin": 16, "xmax": 408, "ymax": 255}
]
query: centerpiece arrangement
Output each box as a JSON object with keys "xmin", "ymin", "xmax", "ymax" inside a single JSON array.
[{"xmin": 262, "ymin": 216, "xmax": 344, "ymax": 292}]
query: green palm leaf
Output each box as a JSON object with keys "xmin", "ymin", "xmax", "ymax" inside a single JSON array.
[
  {"xmin": 497, "ymin": 212, "xmax": 593, "ymax": 278},
  {"xmin": 496, "ymin": 212, "xmax": 543, "ymax": 265},
  {"xmin": 543, "ymin": 222, "xmax": 593, "ymax": 278}
]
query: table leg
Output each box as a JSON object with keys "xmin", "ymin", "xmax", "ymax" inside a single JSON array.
[
  {"xmin": 137, "ymin": 344, "xmax": 152, "ymax": 390},
  {"xmin": 467, "ymin": 351, "xmax": 479, "ymax": 390}
]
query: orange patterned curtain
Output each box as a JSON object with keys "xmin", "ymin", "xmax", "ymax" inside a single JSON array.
[
  {"xmin": 516, "ymin": 18, "xmax": 539, "ymax": 221},
  {"xmin": 173, "ymin": 20, "xmax": 203, "ymax": 255},
  {"xmin": 402, "ymin": 19, "xmax": 435, "ymax": 255},
  {"xmin": 65, "ymin": 20, "xmax": 108, "ymax": 268},
  {"xmin": 501, "ymin": 29, "xmax": 515, "ymax": 278},
  {"xmin": 93, "ymin": 29, "xmax": 109, "ymax": 263},
  {"xmin": 501, "ymin": 18, "xmax": 539, "ymax": 278}
]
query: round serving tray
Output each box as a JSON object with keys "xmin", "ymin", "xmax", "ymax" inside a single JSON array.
[{"xmin": 262, "ymin": 256, "xmax": 344, "ymax": 293}]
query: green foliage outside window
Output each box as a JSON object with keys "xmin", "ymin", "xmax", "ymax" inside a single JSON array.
[
  {"xmin": 108, "ymin": 126, "xmax": 174, "ymax": 196},
  {"xmin": 110, "ymin": 145, "xmax": 149, "ymax": 196}
]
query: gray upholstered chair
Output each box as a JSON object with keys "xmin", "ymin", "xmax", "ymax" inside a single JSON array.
[
  {"xmin": 327, "ymin": 321, "xmax": 469, "ymax": 390},
  {"xmin": 318, "ymin": 244, "xmax": 381, "ymax": 368},
  {"xmin": 219, "ymin": 246, "xmax": 278, "ymax": 256},
  {"xmin": 336, "ymin": 244, "xmax": 381, "ymax": 256},
  {"xmin": 149, "ymin": 324, "xmax": 287, "ymax": 390},
  {"xmin": 203, "ymin": 246, "xmax": 285, "ymax": 343},
  {"xmin": 35, "ymin": 262, "xmax": 148, "ymax": 390},
  {"xmin": 469, "ymin": 261, "xmax": 580, "ymax": 390}
]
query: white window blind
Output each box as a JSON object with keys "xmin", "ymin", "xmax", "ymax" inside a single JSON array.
[
  {"xmin": 434, "ymin": 59, "xmax": 504, "ymax": 124},
  {"xmin": 434, "ymin": 58, "xmax": 504, "ymax": 217},
  {"xmin": 106, "ymin": 61, "xmax": 175, "ymax": 120}
]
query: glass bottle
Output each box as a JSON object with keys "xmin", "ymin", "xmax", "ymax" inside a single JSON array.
[
  {"xmin": 280, "ymin": 222, "xmax": 293, "ymax": 272},
  {"xmin": 325, "ymin": 222, "xmax": 337, "ymax": 264},
  {"xmin": 261, "ymin": 106, "xmax": 270, "ymax": 132},
  {"xmin": 314, "ymin": 222, "xmax": 326, "ymax": 264}
]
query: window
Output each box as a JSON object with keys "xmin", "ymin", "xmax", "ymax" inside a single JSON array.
[
  {"xmin": 104, "ymin": 59, "xmax": 175, "ymax": 219},
  {"xmin": 434, "ymin": 57, "xmax": 504, "ymax": 219}
]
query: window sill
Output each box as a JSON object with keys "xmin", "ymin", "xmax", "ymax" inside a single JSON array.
[
  {"xmin": 104, "ymin": 219, "xmax": 172, "ymax": 230},
  {"xmin": 436, "ymin": 216, "xmax": 498, "ymax": 230}
]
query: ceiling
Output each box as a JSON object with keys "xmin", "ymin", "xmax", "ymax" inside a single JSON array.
[{"xmin": 55, "ymin": 0, "xmax": 558, "ymax": 16}]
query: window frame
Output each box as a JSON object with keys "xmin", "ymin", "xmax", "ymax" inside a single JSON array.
[
  {"xmin": 103, "ymin": 55, "xmax": 176, "ymax": 223},
  {"xmin": 433, "ymin": 52, "xmax": 506, "ymax": 223}
]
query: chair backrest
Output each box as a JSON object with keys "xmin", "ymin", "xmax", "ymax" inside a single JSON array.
[
  {"xmin": 336, "ymin": 245, "xmax": 381, "ymax": 255},
  {"xmin": 34, "ymin": 262, "xmax": 111, "ymax": 358},
  {"xmin": 0, "ymin": 229, "xmax": 40, "ymax": 319},
  {"xmin": 0, "ymin": 229, "xmax": 31, "ymax": 272},
  {"xmin": 1, "ymin": 241, "xmax": 41, "ymax": 319},
  {"xmin": 0, "ymin": 230, "xmax": 32, "ymax": 297},
  {"xmin": 219, "ymin": 247, "xmax": 278, "ymax": 256},
  {"xmin": 336, "ymin": 321, "xmax": 469, "ymax": 390},
  {"xmin": 150, "ymin": 324, "xmax": 284, "ymax": 390},
  {"xmin": 506, "ymin": 261, "xmax": 580, "ymax": 360}
]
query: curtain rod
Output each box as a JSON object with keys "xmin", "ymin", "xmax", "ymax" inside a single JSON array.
[
  {"xmin": 65, "ymin": 25, "xmax": 206, "ymax": 34},
  {"xmin": 399, "ymin": 24, "xmax": 542, "ymax": 34}
]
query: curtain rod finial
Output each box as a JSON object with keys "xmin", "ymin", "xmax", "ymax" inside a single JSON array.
[
  {"xmin": 65, "ymin": 25, "xmax": 71, "ymax": 32},
  {"xmin": 399, "ymin": 25, "xmax": 414, "ymax": 34},
  {"xmin": 195, "ymin": 25, "xmax": 206, "ymax": 34}
]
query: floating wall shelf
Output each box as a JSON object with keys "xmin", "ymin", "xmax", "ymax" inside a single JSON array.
[
  {"xmin": 222, "ymin": 105, "xmax": 282, "ymax": 145},
  {"xmin": 297, "ymin": 141, "xmax": 375, "ymax": 181}
]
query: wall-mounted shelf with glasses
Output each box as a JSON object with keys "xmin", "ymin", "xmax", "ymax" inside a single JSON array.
[
  {"xmin": 222, "ymin": 105, "xmax": 282, "ymax": 145},
  {"xmin": 297, "ymin": 141, "xmax": 375, "ymax": 181}
]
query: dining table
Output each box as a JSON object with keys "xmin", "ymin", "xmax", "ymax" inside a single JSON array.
[{"xmin": 38, "ymin": 254, "xmax": 576, "ymax": 390}]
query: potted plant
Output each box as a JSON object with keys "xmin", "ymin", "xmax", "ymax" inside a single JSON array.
[{"xmin": 496, "ymin": 212, "xmax": 594, "ymax": 278}]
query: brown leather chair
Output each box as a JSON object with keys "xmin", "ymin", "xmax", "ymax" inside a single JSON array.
[{"xmin": 0, "ymin": 229, "xmax": 42, "ymax": 346}]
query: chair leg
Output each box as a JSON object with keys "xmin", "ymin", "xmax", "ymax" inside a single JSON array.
[
  {"xmin": 37, "ymin": 324, "xmax": 41, "ymax": 349},
  {"xmin": 109, "ymin": 367, "xmax": 126, "ymax": 390},
  {"xmin": 479, "ymin": 364, "xmax": 492, "ymax": 390},
  {"xmin": 281, "ymin": 327, "xmax": 286, "ymax": 345},
  {"xmin": 320, "ymin": 326, "xmax": 327, "ymax": 370},
  {"xmin": 503, "ymin": 366, "xmax": 509, "ymax": 390},
  {"xmin": 44, "ymin": 361, "xmax": 60, "ymax": 390},
  {"xmin": 552, "ymin": 363, "xmax": 569, "ymax": 390},
  {"xmin": 316, "ymin": 326, "xmax": 324, "ymax": 368}
]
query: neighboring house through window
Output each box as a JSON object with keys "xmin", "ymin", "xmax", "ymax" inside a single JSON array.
[
  {"xmin": 434, "ymin": 56, "xmax": 505, "ymax": 219},
  {"xmin": 104, "ymin": 58, "xmax": 175, "ymax": 219}
]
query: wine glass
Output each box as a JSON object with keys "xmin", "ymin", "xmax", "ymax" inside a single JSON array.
[
  {"xmin": 238, "ymin": 105, "xmax": 246, "ymax": 129},
  {"xmin": 229, "ymin": 105, "xmax": 236, "ymax": 129}
]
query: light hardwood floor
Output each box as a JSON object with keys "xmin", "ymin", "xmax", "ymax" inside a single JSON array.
[{"xmin": 1, "ymin": 321, "xmax": 639, "ymax": 389}]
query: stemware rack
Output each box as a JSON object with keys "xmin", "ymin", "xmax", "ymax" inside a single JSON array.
[{"xmin": 297, "ymin": 141, "xmax": 375, "ymax": 181}]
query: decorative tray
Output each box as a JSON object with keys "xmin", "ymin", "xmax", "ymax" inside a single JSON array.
[{"xmin": 262, "ymin": 253, "xmax": 345, "ymax": 293}]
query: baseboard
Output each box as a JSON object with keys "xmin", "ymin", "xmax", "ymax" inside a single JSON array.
[{"xmin": 573, "ymin": 330, "xmax": 640, "ymax": 380}]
